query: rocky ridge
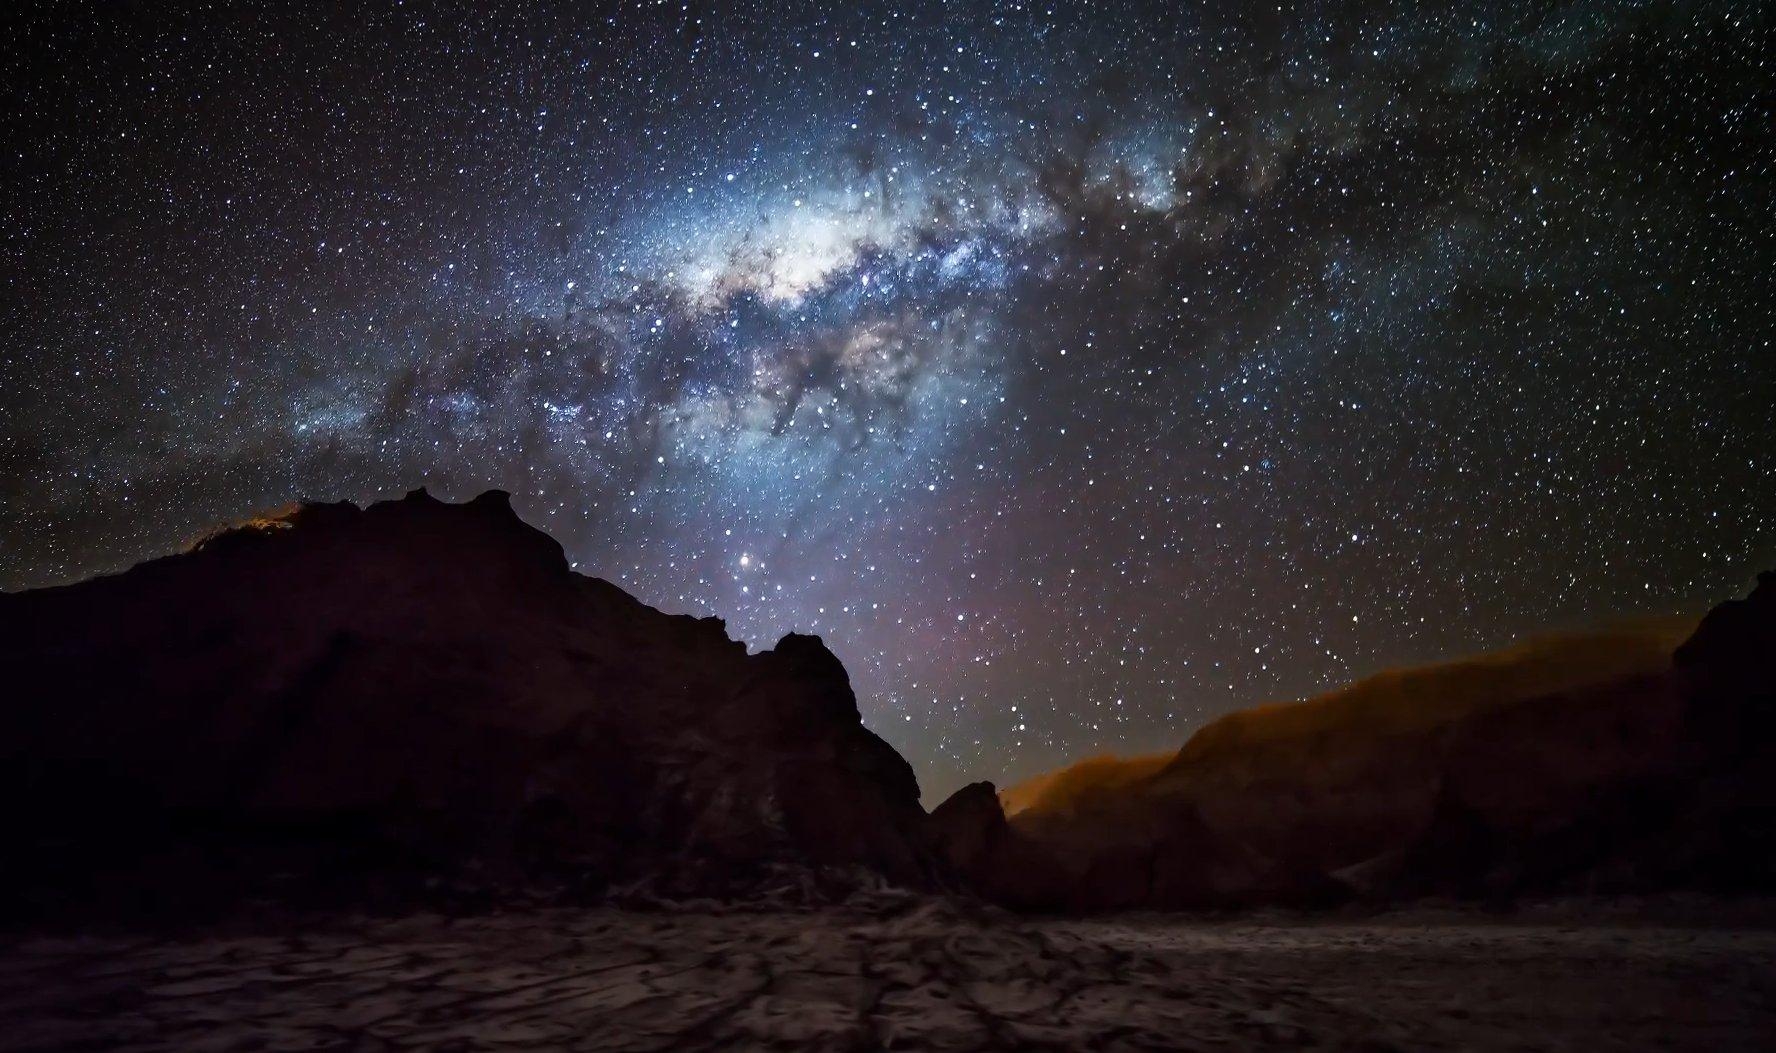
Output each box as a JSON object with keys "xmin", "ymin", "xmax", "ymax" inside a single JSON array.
[
  {"xmin": 931, "ymin": 574, "xmax": 1776, "ymax": 910},
  {"xmin": 0, "ymin": 490, "xmax": 934, "ymax": 916},
  {"xmin": 2, "ymin": 490, "xmax": 1771, "ymax": 917}
]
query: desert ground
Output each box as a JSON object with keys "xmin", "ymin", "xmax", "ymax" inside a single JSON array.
[{"xmin": 1, "ymin": 895, "xmax": 1772, "ymax": 1051}]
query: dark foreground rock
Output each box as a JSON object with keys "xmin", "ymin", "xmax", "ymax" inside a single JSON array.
[
  {"xmin": 0, "ymin": 490, "xmax": 935, "ymax": 918},
  {"xmin": 3, "ymin": 486, "xmax": 1772, "ymax": 920},
  {"xmin": 936, "ymin": 575, "xmax": 1776, "ymax": 911},
  {"xmin": 1, "ymin": 899, "xmax": 1772, "ymax": 1051}
]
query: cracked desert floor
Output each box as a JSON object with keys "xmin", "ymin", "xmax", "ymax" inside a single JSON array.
[{"xmin": 3, "ymin": 898, "xmax": 1773, "ymax": 1051}]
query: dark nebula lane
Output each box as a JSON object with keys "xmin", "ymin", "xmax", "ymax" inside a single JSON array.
[{"xmin": 2, "ymin": 0, "xmax": 1772, "ymax": 799}]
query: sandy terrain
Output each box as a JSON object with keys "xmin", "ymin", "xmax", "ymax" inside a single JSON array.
[{"xmin": 1, "ymin": 897, "xmax": 1772, "ymax": 1051}]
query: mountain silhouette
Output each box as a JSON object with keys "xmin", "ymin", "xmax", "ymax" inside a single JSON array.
[
  {"xmin": 931, "ymin": 580, "xmax": 1776, "ymax": 910},
  {"xmin": 3, "ymin": 491, "xmax": 1771, "ymax": 918},
  {"xmin": 0, "ymin": 490, "xmax": 934, "ymax": 916}
]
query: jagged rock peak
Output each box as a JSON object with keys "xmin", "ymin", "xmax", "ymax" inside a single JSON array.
[{"xmin": 185, "ymin": 488, "xmax": 574, "ymax": 586}]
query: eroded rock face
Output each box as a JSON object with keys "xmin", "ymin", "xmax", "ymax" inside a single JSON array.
[
  {"xmin": 6, "ymin": 490, "xmax": 1770, "ymax": 918},
  {"xmin": 922, "ymin": 781, "xmax": 1072, "ymax": 910},
  {"xmin": 0, "ymin": 490, "xmax": 934, "ymax": 912},
  {"xmin": 937, "ymin": 579, "xmax": 1776, "ymax": 910}
]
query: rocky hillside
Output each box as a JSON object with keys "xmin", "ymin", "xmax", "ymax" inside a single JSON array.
[
  {"xmin": 0, "ymin": 490, "xmax": 935, "ymax": 914},
  {"xmin": 931, "ymin": 580, "xmax": 1776, "ymax": 910},
  {"xmin": 4, "ymin": 488, "xmax": 1770, "ymax": 917}
]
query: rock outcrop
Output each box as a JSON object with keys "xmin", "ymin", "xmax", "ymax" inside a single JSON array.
[
  {"xmin": 0, "ymin": 490, "xmax": 935, "ymax": 914},
  {"xmin": 5, "ymin": 489, "xmax": 1771, "ymax": 918},
  {"xmin": 934, "ymin": 585, "xmax": 1776, "ymax": 910}
]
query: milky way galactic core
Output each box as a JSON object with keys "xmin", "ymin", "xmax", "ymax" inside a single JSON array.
[{"xmin": 3, "ymin": 1, "xmax": 1772, "ymax": 796}]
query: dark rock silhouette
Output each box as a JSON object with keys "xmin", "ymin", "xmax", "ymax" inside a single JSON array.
[
  {"xmin": 3, "ymin": 489, "xmax": 1771, "ymax": 918},
  {"xmin": 922, "ymin": 780, "xmax": 1071, "ymax": 909},
  {"xmin": 934, "ymin": 587, "xmax": 1776, "ymax": 910},
  {"xmin": 0, "ymin": 490, "xmax": 934, "ymax": 916}
]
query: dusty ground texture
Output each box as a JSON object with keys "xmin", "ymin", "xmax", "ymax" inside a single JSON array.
[{"xmin": 1, "ymin": 897, "xmax": 1773, "ymax": 1051}]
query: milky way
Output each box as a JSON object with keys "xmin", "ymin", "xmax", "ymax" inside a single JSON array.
[{"xmin": 3, "ymin": 1, "xmax": 1772, "ymax": 798}]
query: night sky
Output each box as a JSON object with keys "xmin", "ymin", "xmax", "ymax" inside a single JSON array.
[{"xmin": 2, "ymin": 1, "xmax": 1772, "ymax": 799}]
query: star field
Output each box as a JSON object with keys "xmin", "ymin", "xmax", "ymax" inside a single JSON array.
[{"xmin": 2, "ymin": 1, "xmax": 1772, "ymax": 799}]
